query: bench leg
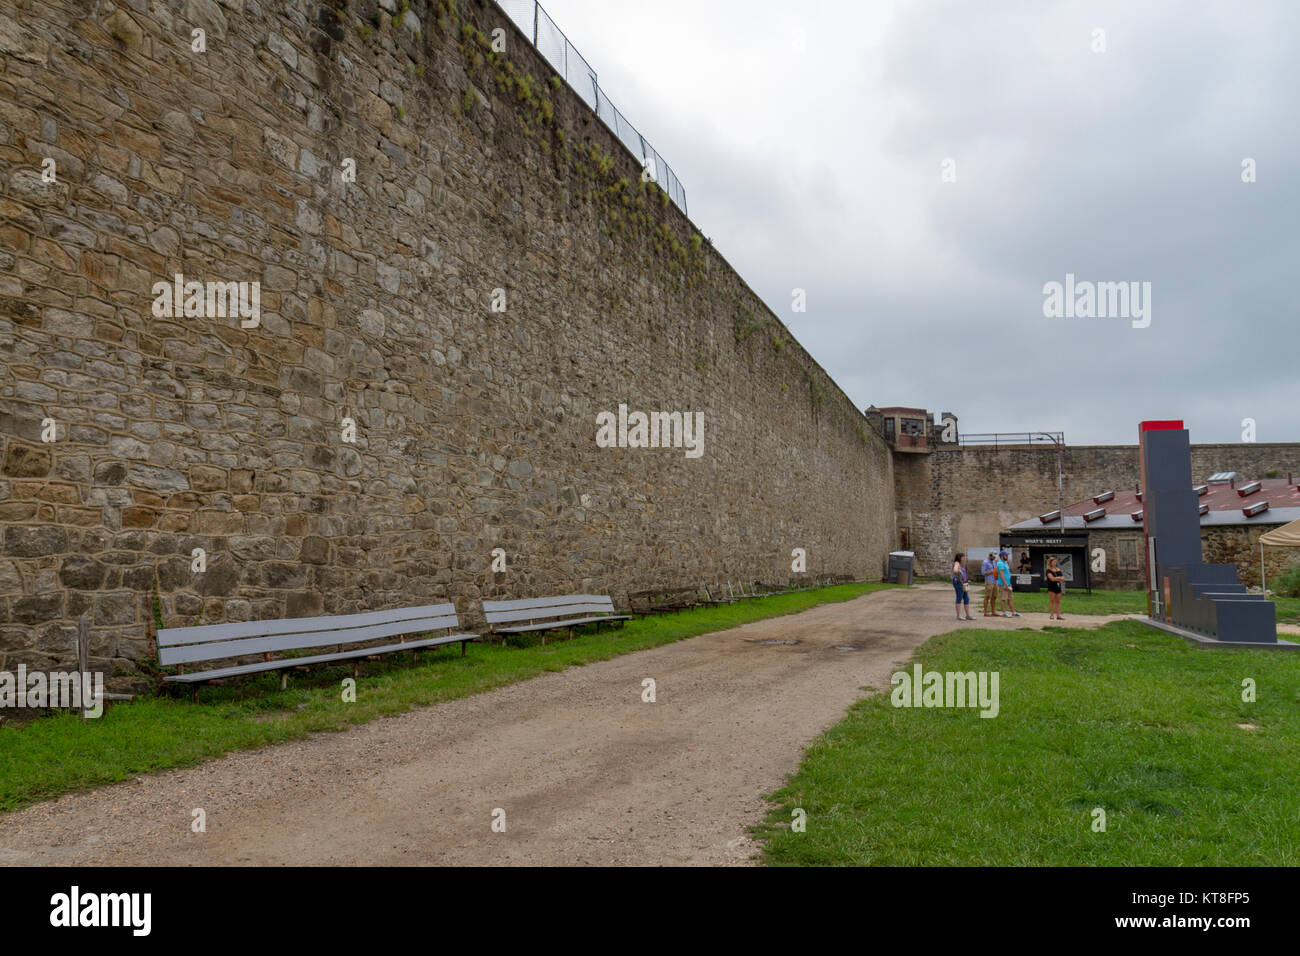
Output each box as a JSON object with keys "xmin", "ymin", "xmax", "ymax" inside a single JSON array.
[
  {"xmin": 461, "ymin": 640, "xmax": 467, "ymax": 657},
  {"xmin": 191, "ymin": 686, "xmax": 199, "ymax": 704},
  {"xmin": 353, "ymin": 662, "xmax": 360, "ymax": 678},
  {"xmin": 279, "ymin": 672, "xmax": 288, "ymax": 691}
]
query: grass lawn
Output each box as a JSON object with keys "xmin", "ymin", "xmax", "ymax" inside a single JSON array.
[
  {"xmin": 994, "ymin": 587, "xmax": 1300, "ymax": 622},
  {"xmin": 0, "ymin": 582, "xmax": 893, "ymax": 813},
  {"xmin": 997, "ymin": 588, "xmax": 1147, "ymax": 616},
  {"xmin": 758, "ymin": 618, "xmax": 1300, "ymax": 865}
]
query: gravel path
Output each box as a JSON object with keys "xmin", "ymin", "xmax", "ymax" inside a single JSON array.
[{"xmin": 0, "ymin": 586, "xmax": 1128, "ymax": 866}]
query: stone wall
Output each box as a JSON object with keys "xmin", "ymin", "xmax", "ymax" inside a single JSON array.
[
  {"xmin": 1088, "ymin": 524, "xmax": 1298, "ymax": 591},
  {"xmin": 897, "ymin": 441, "xmax": 1300, "ymax": 574},
  {"xmin": 0, "ymin": 0, "xmax": 896, "ymax": 687}
]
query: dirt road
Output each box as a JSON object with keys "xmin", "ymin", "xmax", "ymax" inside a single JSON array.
[{"xmin": 0, "ymin": 586, "xmax": 1128, "ymax": 866}]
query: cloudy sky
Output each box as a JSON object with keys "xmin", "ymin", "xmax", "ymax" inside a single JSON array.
[{"xmin": 515, "ymin": 0, "xmax": 1298, "ymax": 445}]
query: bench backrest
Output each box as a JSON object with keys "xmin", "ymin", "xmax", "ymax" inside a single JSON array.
[
  {"xmin": 482, "ymin": 594, "xmax": 617, "ymax": 627},
  {"xmin": 157, "ymin": 603, "xmax": 460, "ymax": 667},
  {"xmin": 628, "ymin": 587, "xmax": 696, "ymax": 607}
]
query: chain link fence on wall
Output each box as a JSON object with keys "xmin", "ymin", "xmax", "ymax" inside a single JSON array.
[{"xmin": 493, "ymin": 0, "xmax": 688, "ymax": 214}]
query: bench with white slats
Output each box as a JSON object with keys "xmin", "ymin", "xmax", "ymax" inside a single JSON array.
[
  {"xmin": 158, "ymin": 603, "xmax": 479, "ymax": 699},
  {"xmin": 482, "ymin": 594, "xmax": 630, "ymax": 645}
]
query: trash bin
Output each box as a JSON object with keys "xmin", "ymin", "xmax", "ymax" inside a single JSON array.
[{"xmin": 888, "ymin": 551, "xmax": 915, "ymax": 585}]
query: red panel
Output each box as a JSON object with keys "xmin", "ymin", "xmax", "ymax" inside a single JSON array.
[{"xmin": 1139, "ymin": 420, "xmax": 1184, "ymax": 433}]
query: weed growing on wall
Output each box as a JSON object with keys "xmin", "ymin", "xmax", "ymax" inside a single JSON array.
[{"xmin": 449, "ymin": 16, "xmax": 708, "ymax": 287}]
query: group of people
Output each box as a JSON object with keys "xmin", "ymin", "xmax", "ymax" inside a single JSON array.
[{"xmin": 949, "ymin": 551, "xmax": 1066, "ymax": 621}]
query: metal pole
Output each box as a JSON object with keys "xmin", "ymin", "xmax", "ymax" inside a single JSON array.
[
  {"xmin": 1058, "ymin": 438, "xmax": 1064, "ymax": 535},
  {"xmin": 533, "ymin": 2, "xmax": 539, "ymax": 45},
  {"xmin": 77, "ymin": 614, "xmax": 90, "ymax": 719},
  {"xmin": 1034, "ymin": 433, "xmax": 1065, "ymax": 534}
]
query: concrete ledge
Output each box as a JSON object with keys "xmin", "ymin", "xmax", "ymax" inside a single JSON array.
[{"xmin": 1139, "ymin": 617, "xmax": 1300, "ymax": 651}]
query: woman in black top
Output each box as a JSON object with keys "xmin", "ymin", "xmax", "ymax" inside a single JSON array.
[
  {"xmin": 1045, "ymin": 556, "xmax": 1065, "ymax": 620},
  {"xmin": 952, "ymin": 553, "xmax": 974, "ymax": 621}
]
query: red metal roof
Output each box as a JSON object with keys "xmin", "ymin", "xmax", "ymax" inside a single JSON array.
[{"xmin": 1058, "ymin": 478, "xmax": 1300, "ymax": 519}]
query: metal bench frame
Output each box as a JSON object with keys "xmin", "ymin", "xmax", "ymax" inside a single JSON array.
[
  {"xmin": 483, "ymin": 594, "xmax": 630, "ymax": 645},
  {"xmin": 157, "ymin": 603, "xmax": 478, "ymax": 701}
]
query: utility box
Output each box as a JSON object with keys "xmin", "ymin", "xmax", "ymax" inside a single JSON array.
[{"xmin": 888, "ymin": 551, "xmax": 915, "ymax": 585}]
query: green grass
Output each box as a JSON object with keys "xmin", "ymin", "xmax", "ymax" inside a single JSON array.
[
  {"xmin": 1275, "ymin": 595, "xmax": 1300, "ymax": 622},
  {"xmin": 0, "ymin": 583, "xmax": 892, "ymax": 813},
  {"xmin": 982, "ymin": 586, "xmax": 1300, "ymax": 622},
  {"xmin": 1003, "ymin": 588, "xmax": 1147, "ymax": 616},
  {"xmin": 758, "ymin": 619, "xmax": 1300, "ymax": 865}
]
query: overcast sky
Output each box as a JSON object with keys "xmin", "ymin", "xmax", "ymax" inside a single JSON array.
[{"xmin": 522, "ymin": 0, "xmax": 1298, "ymax": 445}]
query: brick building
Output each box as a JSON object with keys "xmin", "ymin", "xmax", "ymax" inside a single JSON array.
[{"xmin": 1004, "ymin": 474, "xmax": 1300, "ymax": 589}]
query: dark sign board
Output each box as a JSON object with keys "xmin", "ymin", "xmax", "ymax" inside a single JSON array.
[{"xmin": 999, "ymin": 532, "xmax": 1091, "ymax": 592}]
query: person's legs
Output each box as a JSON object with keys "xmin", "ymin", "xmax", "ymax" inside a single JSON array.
[
  {"xmin": 963, "ymin": 589, "xmax": 973, "ymax": 619},
  {"xmin": 954, "ymin": 580, "xmax": 964, "ymax": 618}
]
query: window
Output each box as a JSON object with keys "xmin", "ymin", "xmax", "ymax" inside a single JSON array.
[
  {"xmin": 884, "ymin": 418, "xmax": 896, "ymax": 441},
  {"xmin": 1118, "ymin": 537, "xmax": 1138, "ymax": 570},
  {"xmin": 900, "ymin": 418, "xmax": 926, "ymax": 437}
]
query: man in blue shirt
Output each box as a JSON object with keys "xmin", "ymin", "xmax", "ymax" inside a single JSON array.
[
  {"xmin": 980, "ymin": 553, "xmax": 998, "ymax": 616},
  {"xmin": 996, "ymin": 551, "xmax": 1020, "ymax": 617}
]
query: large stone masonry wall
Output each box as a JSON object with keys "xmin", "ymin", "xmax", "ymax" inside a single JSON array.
[
  {"xmin": 0, "ymin": 0, "xmax": 896, "ymax": 686},
  {"xmin": 897, "ymin": 441, "xmax": 1300, "ymax": 574}
]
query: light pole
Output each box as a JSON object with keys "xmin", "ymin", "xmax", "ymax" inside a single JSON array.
[{"xmin": 1032, "ymin": 432, "xmax": 1065, "ymax": 534}]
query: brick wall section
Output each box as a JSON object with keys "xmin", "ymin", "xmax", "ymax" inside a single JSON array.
[
  {"xmin": 897, "ymin": 442, "xmax": 1300, "ymax": 574},
  {"xmin": 0, "ymin": 0, "xmax": 896, "ymax": 688}
]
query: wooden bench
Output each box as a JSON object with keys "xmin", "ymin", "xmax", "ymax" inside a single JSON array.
[
  {"xmin": 158, "ymin": 603, "xmax": 478, "ymax": 700},
  {"xmin": 483, "ymin": 594, "xmax": 630, "ymax": 645},
  {"xmin": 702, "ymin": 582, "xmax": 747, "ymax": 605},
  {"xmin": 627, "ymin": 586, "xmax": 700, "ymax": 617}
]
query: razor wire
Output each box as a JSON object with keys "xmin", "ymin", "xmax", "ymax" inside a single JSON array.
[{"xmin": 493, "ymin": 0, "xmax": 688, "ymax": 215}]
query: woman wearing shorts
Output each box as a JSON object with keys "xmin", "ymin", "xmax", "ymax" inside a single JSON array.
[
  {"xmin": 1045, "ymin": 556, "xmax": 1065, "ymax": 620},
  {"xmin": 952, "ymin": 553, "xmax": 974, "ymax": 621}
]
